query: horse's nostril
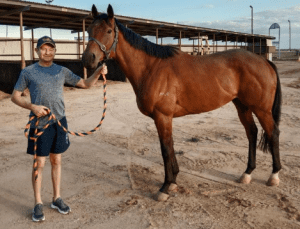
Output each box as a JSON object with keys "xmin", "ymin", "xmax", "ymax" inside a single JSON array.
[{"xmin": 92, "ymin": 53, "xmax": 96, "ymax": 61}]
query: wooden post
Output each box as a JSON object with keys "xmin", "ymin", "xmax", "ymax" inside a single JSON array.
[
  {"xmin": 192, "ymin": 39, "xmax": 194, "ymax": 54},
  {"xmin": 225, "ymin": 35, "xmax": 228, "ymax": 51},
  {"xmin": 20, "ymin": 12, "xmax": 25, "ymax": 69},
  {"xmin": 259, "ymin": 38, "xmax": 262, "ymax": 55},
  {"xmin": 213, "ymin": 34, "xmax": 216, "ymax": 53},
  {"xmin": 78, "ymin": 32, "xmax": 81, "ymax": 59},
  {"xmin": 156, "ymin": 28, "xmax": 158, "ymax": 44},
  {"xmin": 252, "ymin": 37, "xmax": 255, "ymax": 53},
  {"xmin": 198, "ymin": 32, "xmax": 200, "ymax": 55},
  {"xmin": 161, "ymin": 38, "xmax": 163, "ymax": 45},
  {"xmin": 236, "ymin": 36, "xmax": 238, "ymax": 49},
  {"xmin": 82, "ymin": 19, "xmax": 87, "ymax": 79},
  {"xmin": 179, "ymin": 31, "xmax": 182, "ymax": 51},
  {"xmin": 31, "ymin": 29, "xmax": 35, "ymax": 61},
  {"xmin": 201, "ymin": 38, "xmax": 204, "ymax": 55}
]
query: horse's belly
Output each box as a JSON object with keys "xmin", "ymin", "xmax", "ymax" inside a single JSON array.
[{"xmin": 174, "ymin": 90, "xmax": 236, "ymax": 117}]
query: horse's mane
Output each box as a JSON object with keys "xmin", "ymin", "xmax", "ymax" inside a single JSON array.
[
  {"xmin": 115, "ymin": 19, "xmax": 178, "ymax": 59},
  {"xmin": 92, "ymin": 14, "xmax": 178, "ymax": 59}
]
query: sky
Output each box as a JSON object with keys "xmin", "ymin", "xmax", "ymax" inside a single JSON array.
[{"xmin": 1, "ymin": 0, "xmax": 300, "ymax": 49}]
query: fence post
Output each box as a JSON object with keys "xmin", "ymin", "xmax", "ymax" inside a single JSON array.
[
  {"xmin": 20, "ymin": 12, "xmax": 26, "ymax": 69},
  {"xmin": 82, "ymin": 19, "xmax": 87, "ymax": 79}
]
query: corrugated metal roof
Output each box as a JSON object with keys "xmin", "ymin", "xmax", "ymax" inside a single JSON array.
[{"xmin": 0, "ymin": 0, "xmax": 275, "ymax": 43}]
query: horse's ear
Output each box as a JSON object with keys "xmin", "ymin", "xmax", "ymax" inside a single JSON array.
[
  {"xmin": 92, "ymin": 4, "xmax": 98, "ymax": 18},
  {"xmin": 107, "ymin": 4, "xmax": 114, "ymax": 19}
]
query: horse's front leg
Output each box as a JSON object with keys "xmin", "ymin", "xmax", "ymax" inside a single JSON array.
[{"xmin": 153, "ymin": 111, "xmax": 179, "ymax": 201}]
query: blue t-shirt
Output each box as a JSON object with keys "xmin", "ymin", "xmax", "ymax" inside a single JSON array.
[{"xmin": 14, "ymin": 62, "xmax": 81, "ymax": 128}]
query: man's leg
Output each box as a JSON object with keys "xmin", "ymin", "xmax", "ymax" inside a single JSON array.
[
  {"xmin": 32, "ymin": 156, "xmax": 46, "ymax": 205},
  {"xmin": 28, "ymin": 123, "xmax": 56, "ymax": 221},
  {"xmin": 50, "ymin": 153, "xmax": 61, "ymax": 200},
  {"xmin": 32, "ymin": 156, "xmax": 46, "ymax": 222},
  {"xmin": 50, "ymin": 152, "xmax": 71, "ymax": 214}
]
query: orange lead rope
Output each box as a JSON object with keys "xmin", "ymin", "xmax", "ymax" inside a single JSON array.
[{"xmin": 24, "ymin": 74, "xmax": 107, "ymax": 181}]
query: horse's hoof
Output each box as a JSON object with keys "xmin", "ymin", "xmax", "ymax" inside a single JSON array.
[
  {"xmin": 239, "ymin": 173, "xmax": 252, "ymax": 184},
  {"xmin": 156, "ymin": 192, "xmax": 169, "ymax": 202},
  {"xmin": 267, "ymin": 173, "xmax": 280, "ymax": 186},
  {"xmin": 168, "ymin": 183, "xmax": 178, "ymax": 193}
]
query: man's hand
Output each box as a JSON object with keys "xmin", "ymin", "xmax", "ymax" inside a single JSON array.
[
  {"xmin": 31, "ymin": 105, "xmax": 49, "ymax": 118},
  {"xmin": 76, "ymin": 63, "xmax": 108, "ymax": 89},
  {"xmin": 11, "ymin": 90, "xmax": 49, "ymax": 117},
  {"xmin": 99, "ymin": 64, "xmax": 108, "ymax": 75},
  {"xmin": 93, "ymin": 63, "xmax": 108, "ymax": 76}
]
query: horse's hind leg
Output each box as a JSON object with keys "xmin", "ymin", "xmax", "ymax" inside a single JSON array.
[
  {"xmin": 233, "ymin": 98, "xmax": 258, "ymax": 184},
  {"xmin": 253, "ymin": 109, "xmax": 281, "ymax": 186}
]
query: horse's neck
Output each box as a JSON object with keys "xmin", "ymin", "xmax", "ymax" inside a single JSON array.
[{"xmin": 113, "ymin": 34, "xmax": 157, "ymax": 95}]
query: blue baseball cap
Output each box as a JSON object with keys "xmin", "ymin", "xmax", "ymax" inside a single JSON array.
[{"xmin": 37, "ymin": 36, "xmax": 56, "ymax": 49}]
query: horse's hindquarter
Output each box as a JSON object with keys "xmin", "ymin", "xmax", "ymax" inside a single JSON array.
[{"xmin": 235, "ymin": 52, "xmax": 277, "ymax": 111}]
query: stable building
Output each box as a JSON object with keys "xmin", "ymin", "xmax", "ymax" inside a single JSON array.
[{"xmin": 0, "ymin": 0, "xmax": 276, "ymax": 93}]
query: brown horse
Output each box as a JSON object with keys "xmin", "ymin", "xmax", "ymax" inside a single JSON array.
[{"xmin": 82, "ymin": 4, "xmax": 282, "ymax": 201}]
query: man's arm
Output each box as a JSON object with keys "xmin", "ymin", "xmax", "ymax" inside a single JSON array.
[
  {"xmin": 11, "ymin": 90, "xmax": 49, "ymax": 117},
  {"xmin": 76, "ymin": 64, "xmax": 108, "ymax": 89}
]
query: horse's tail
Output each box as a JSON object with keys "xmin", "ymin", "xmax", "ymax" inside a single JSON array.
[{"xmin": 258, "ymin": 60, "xmax": 282, "ymax": 153}]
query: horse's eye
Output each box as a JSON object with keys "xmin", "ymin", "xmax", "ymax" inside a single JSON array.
[{"xmin": 108, "ymin": 29, "xmax": 112, "ymax": 34}]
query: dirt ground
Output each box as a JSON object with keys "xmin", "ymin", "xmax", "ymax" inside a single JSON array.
[{"xmin": 0, "ymin": 60, "xmax": 300, "ymax": 229}]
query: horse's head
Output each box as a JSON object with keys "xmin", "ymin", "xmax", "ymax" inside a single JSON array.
[{"xmin": 82, "ymin": 4, "xmax": 118, "ymax": 70}]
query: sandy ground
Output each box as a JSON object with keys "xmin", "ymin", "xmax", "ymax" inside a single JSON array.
[{"xmin": 0, "ymin": 60, "xmax": 300, "ymax": 229}]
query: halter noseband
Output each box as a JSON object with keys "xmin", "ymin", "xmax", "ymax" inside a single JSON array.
[{"xmin": 88, "ymin": 22, "xmax": 119, "ymax": 60}]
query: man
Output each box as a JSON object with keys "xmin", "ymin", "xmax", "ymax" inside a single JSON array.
[{"xmin": 11, "ymin": 36, "xmax": 107, "ymax": 222}]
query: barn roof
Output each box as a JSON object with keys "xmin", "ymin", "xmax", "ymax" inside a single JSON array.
[{"xmin": 0, "ymin": 0, "xmax": 275, "ymax": 43}]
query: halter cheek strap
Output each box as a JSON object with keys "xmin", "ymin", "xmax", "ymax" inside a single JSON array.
[{"xmin": 88, "ymin": 23, "xmax": 119, "ymax": 60}]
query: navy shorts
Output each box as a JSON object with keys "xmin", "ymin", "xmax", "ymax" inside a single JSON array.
[{"xmin": 27, "ymin": 117, "xmax": 70, "ymax": 157}]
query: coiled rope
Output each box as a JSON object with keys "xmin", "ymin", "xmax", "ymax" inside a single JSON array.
[{"xmin": 24, "ymin": 74, "xmax": 107, "ymax": 181}]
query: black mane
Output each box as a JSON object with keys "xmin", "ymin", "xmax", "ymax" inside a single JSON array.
[{"xmin": 115, "ymin": 19, "xmax": 178, "ymax": 59}]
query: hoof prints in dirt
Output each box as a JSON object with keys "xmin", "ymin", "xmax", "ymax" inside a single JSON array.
[
  {"xmin": 127, "ymin": 164, "xmax": 162, "ymax": 197},
  {"xmin": 126, "ymin": 164, "xmax": 217, "ymax": 228},
  {"xmin": 177, "ymin": 150, "xmax": 247, "ymax": 172},
  {"xmin": 276, "ymin": 194, "xmax": 300, "ymax": 222}
]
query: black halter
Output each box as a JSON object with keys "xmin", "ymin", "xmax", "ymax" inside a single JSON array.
[{"xmin": 88, "ymin": 22, "xmax": 119, "ymax": 60}]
